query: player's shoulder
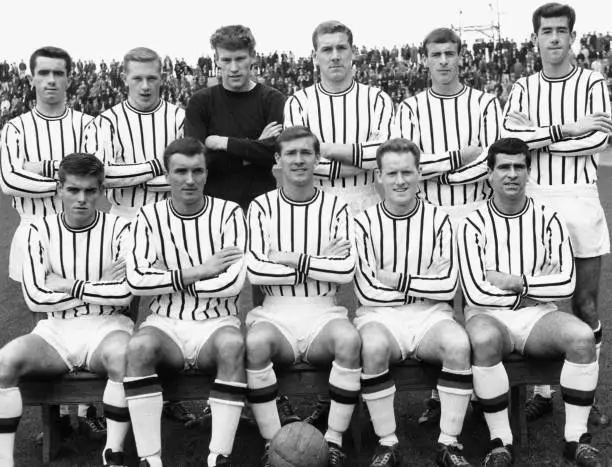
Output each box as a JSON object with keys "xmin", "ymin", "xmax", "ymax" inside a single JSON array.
[
  {"xmin": 318, "ymin": 188, "xmax": 350, "ymax": 212},
  {"xmin": 466, "ymin": 85, "xmax": 497, "ymax": 102},
  {"xmin": 580, "ymin": 67, "xmax": 606, "ymax": 83},
  {"xmin": 257, "ymin": 82, "xmax": 286, "ymax": 99},
  {"xmin": 207, "ymin": 195, "xmax": 243, "ymax": 215},
  {"xmin": 102, "ymin": 212, "xmax": 131, "ymax": 230},
  {"xmin": 356, "ymin": 80, "xmax": 392, "ymax": 98},
  {"xmin": 138, "ymin": 199, "xmax": 167, "ymax": 218},
  {"xmin": 529, "ymin": 196, "xmax": 560, "ymax": 219}
]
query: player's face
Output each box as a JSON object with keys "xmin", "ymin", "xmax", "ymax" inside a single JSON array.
[
  {"xmin": 29, "ymin": 57, "xmax": 70, "ymax": 106},
  {"xmin": 426, "ymin": 42, "xmax": 461, "ymax": 89},
  {"xmin": 124, "ymin": 60, "xmax": 162, "ymax": 111},
  {"xmin": 534, "ymin": 16, "xmax": 575, "ymax": 67},
  {"xmin": 216, "ymin": 48, "xmax": 255, "ymax": 92},
  {"xmin": 489, "ymin": 153, "xmax": 529, "ymax": 202},
  {"xmin": 166, "ymin": 153, "xmax": 207, "ymax": 206},
  {"xmin": 314, "ymin": 33, "xmax": 353, "ymax": 84},
  {"xmin": 59, "ymin": 175, "xmax": 102, "ymax": 227},
  {"xmin": 377, "ymin": 151, "xmax": 420, "ymax": 208},
  {"xmin": 276, "ymin": 137, "xmax": 319, "ymax": 188}
]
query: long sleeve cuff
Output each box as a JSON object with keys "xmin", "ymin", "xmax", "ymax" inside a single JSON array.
[{"xmin": 70, "ymin": 280, "xmax": 86, "ymax": 300}]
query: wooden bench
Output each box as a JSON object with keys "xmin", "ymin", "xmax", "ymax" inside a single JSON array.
[{"xmin": 20, "ymin": 355, "xmax": 562, "ymax": 464}]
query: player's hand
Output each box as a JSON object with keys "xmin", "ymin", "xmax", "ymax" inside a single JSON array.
[
  {"xmin": 321, "ymin": 238, "xmax": 351, "ymax": 257},
  {"xmin": 259, "ymin": 122, "xmax": 283, "ymax": 140},
  {"xmin": 201, "ymin": 246, "xmax": 243, "ymax": 278},
  {"xmin": 506, "ymin": 111, "xmax": 535, "ymax": 128},
  {"xmin": 23, "ymin": 161, "xmax": 45, "ymax": 175},
  {"xmin": 459, "ymin": 145, "xmax": 482, "ymax": 166},
  {"xmin": 101, "ymin": 258, "xmax": 126, "ymax": 281},
  {"xmin": 486, "ymin": 270, "xmax": 523, "ymax": 293},
  {"xmin": 204, "ymin": 135, "xmax": 229, "ymax": 151},
  {"xmin": 45, "ymin": 273, "xmax": 72, "ymax": 294},
  {"xmin": 267, "ymin": 249, "xmax": 300, "ymax": 268},
  {"xmin": 562, "ymin": 112, "xmax": 612, "ymax": 137},
  {"xmin": 377, "ymin": 268, "xmax": 400, "ymax": 288}
]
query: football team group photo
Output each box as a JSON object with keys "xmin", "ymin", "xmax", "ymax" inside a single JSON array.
[{"xmin": 1, "ymin": 1, "xmax": 612, "ymax": 466}]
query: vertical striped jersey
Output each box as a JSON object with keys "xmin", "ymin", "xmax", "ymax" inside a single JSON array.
[
  {"xmin": 84, "ymin": 99, "xmax": 185, "ymax": 217},
  {"xmin": 284, "ymin": 80, "xmax": 394, "ymax": 188},
  {"xmin": 22, "ymin": 211, "xmax": 132, "ymax": 318},
  {"xmin": 0, "ymin": 108, "xmax": 93, "ymax": 218},
  {"xmin": 354, "ymin": 199, "xmax": 457, "ymax": 307},
  {"xmin": 502, "ymin": 67, "xmax": 610, "ymax": 185},
  {"xmin": 393, "ymin": 86, "xmax": 502, "ymax": 207},
  {"xmin": 457, "ymin": 198, "xmax": 575, "ymax": 310},
  {"xmin": 247, "ymin": 188, "xmax": 356, "ymax": 297},
  {"xmin": 126, "ymin": 197, "xmax": 247, "ymax": 320}
]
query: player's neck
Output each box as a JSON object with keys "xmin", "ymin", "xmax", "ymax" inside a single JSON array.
[
  {"xmin": 172, "ymin": 197, "xmax": 206, "ymax": 216},
  {"xmin": 492, "ymin": 195, "xmax": 527, "ymax": 216},
  {"xmin": 282, "ymin": 184, "xmax": 316, "ymax": 203},
  {"xmin": 430, "ymin": 81, "xmax": 463, "ymax": 96},
  {"xmin": 127, "ymin": 96, "xmax": 161, "ymax": 112},
  {"xmin": 384, "ymin": 198, "xmax": 418, "ymax": 217},
  {"xmin": 222, "ymin": 80, "xmax": 256, "ymax": 93},
  {"xmin": 63, "ymin": 211, "xmax": 97, "ymax": 230},
  {"xmin": 541, "ymin": 60, "xmax": 573, "ymax": 79},
  {"xmin": 320, "ymin": 76, "xmax": 353, "ymax": 94},
  {"xmin": 35, "ymin": 100, "xmax": 66, "ymax": 117}
]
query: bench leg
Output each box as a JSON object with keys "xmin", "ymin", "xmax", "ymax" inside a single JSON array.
[
  {"xmin": 41, "ymin": 404, "xmax": 61, "ymax": 465},
  {"xmin": 510, "ymin": 385, "xmax": 528, "ymax": 452}
]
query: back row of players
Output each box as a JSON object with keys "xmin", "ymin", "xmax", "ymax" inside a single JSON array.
[{"xmin": 1, "ymin": 2, "xmax": 611, "ymax": 466}]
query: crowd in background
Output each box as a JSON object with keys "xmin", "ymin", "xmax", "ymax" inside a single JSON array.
[{"xmin": 1, "ymin": 32, "xmax": 611, "ymax": 129}]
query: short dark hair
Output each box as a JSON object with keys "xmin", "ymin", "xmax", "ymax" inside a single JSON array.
[
  {"xmin": 58, "ymin": 153, "xmax": 105, "ymax": 186},
  {"xmin": 532, "ymin": 3, "xmax": 576, "ymax": 33},
  {"xmin": 30, "ymin": 46, "xmax": 72, "ymax": 76},
  {"xmin": 487, "ymin": 138, "xmax": 531, "ymax": 171},
  {"xmin": 210, "ymin": 25, "xmax": 256, "ymax": 55},
  {"xmin": 123, "ymin": 47, "xmax": 162, "ymax": 74},
  {"xmin": 276, "ymin": 126, "xmax": 320, "ymax": 155},
  {"xmin": 163, "ymin": 137, "xmax": 206, "ymax": 171},
  {"xmin": 312, "ymin": 21, "xmax": 353, "ymax": 50},
  {"xmin": 376, "ymin": 138, "xmax": 421, "ymax": 169},
  {"xmin": 423, "ymin": 28, "xmax": 462, "ymax": 55}
]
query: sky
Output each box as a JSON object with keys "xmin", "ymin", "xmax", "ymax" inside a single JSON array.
[{"xmin": 1, "ymin": 0, "xmax": 609, "ymax": 63}]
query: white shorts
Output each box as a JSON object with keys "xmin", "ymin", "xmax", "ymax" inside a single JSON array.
[
  {"xmin": 9, "ymin": 217, "xmax": 35, "ymax": 282},
  {"xmin": 109, "ymin": 204, "xmax": 139, "ymax": 220},
  {"xmin": 246, "ymin": 296, "xmax": 349, "ymax": 363},
  {"xmin": 140, "ymin": 314, "xmax": 241, "ymax": 369},
  {"xmin": 320, "ymin": 183, "xmax": 381, "ymax": 215},
  {"xmin": 436, "ymin": 200, "xmax": 487, "ymax": 229},
  {"xmin": 33, "ymin": 314, "xmax": 134, "ymax": 370},
  {"xmin": 465, "ymin": 302, "xmax": 557, "ymax": 354},
  {"xmin": 527, "ymin": 182, "xmax": 610, "ymax": 258},
  {"xmin": 354, "ymin": 301, "xmax": 454, "ymax": 360}
]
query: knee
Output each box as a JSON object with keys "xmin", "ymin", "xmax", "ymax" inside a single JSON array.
[
  {"xmin": 217, "ymin": 330, "xmax": 245, "ymax": 365},
  {"xmin": 360, "ymin": 329, "xmax": 391, "ymax": 370},
  {"xmin": 0, "ymin": 351, "xmax": 21, "ymax": 386},
  {"xmin": 467, "ymin": 324, "xmax": 503, "ymax": 363},
  {"xmin": 99, "ymin": 341, "xmax": 128, "ymax": 377},
  {"xmin": 565, "ymin": 325, "xmax": 596, "ymax": 360},
  {"xmin": 439, "ymin": 330, "xmax": 471, "ymax": 367},
  {"xmin": 126, "ymin": 335, "xmax": 159, "ymax": 369},
  {"xmin": 333, "ymin": 327, "xmax": 361, "ymax": 363},
  {"xmin": 246, "ymin": 328, "xmax": 274, "ymax": 367}
]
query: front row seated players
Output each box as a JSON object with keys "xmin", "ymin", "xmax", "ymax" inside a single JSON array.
[
  {"xmin": 245, "ymin": 126, "xmax": 362, "ymax": 467},
  {"xmin": 124, "ymin": 137, "xmax": 248, "ymax": 467},
  {"xmin": 0, "ymin": 154, "xmax": 133, "ymax": 467},
  {"xmin": 458, "ymin": 138, "xmax": 603, "ymax": 466},
  {"xmin": 353, "ymin": 138, "xmax": 473, "ymax": 467}
]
